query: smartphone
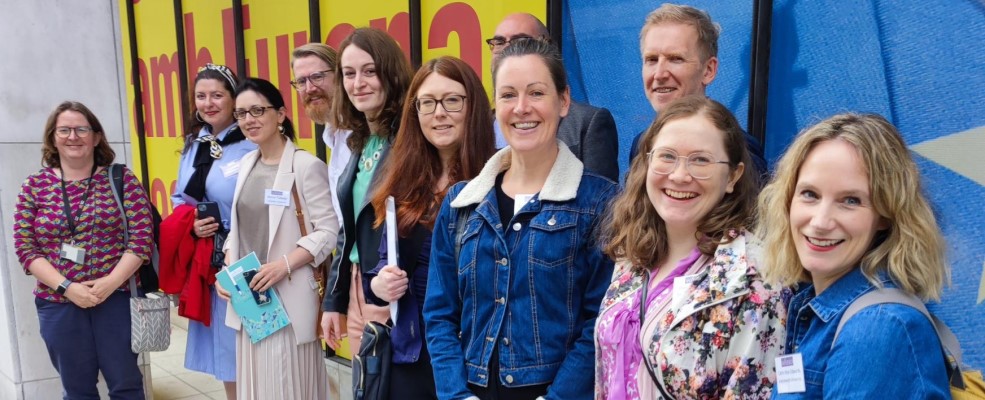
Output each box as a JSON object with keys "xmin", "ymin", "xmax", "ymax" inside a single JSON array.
[
  {"xmin": 196, "ymin": 201, "xmax": 221, "ymax": 222},
  {"xmin": 241, "ymin": 270, "xmax": 272, "ymax": 306}
]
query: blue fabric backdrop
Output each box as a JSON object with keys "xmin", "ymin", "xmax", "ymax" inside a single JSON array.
[{"xmin": 563, "ymin": 0, "xmax": 985, "ymax": 370}]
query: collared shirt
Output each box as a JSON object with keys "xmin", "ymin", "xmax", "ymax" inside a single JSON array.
[
  {"xmin": 172, "ymin": 124, "xmax": 256, "ymax": 230},
  {"xmin": 775, "ymin": 268, "xmax": 950, "ymax": 399},
  {"xmin": 322, "ymin": 124, "xmax": 352, "ymax": 227}
]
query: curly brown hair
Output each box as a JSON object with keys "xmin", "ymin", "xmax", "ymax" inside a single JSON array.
[
  {"xmin": 42, "ymin": 101, "xmax": 115, "ymax": 168},
  {"xmin": 603, "ymin": 96, "xmax": 756, "ymax": 272}
]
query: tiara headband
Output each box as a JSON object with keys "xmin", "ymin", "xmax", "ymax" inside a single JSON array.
[{"xmin": 199, "ymin": 63, "xmax": 237, "ymax": 92}]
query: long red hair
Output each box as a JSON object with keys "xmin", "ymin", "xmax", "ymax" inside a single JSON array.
[{"xmin": 370, "ymin": 56, "xmax": 495, "ymax": 235}]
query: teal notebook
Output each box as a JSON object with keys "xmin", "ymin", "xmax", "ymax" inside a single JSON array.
[{"xmin": 216, "ymin": 252, "xmax": 290, "ymax": 343}]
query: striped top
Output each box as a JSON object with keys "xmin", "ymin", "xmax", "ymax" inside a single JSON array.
[{"xmin": 13, "ymin": 166, "xmax": 153, "ymax": 302}]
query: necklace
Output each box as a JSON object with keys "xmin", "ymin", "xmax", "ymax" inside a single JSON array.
[{"xmin": 359, "ymin": 136, "xmax": 384, "ymax": 171}]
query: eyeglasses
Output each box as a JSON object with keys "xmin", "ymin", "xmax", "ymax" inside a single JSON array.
[
  {"xmin": 485, "ymin": 34, "xmax": 540, "ymax": 51},
  {"xmin": 54, "ymin": 126, "xmax": 94, "ymax": 138},
  {"xmin": 233, "ymin": 106, "xmax": 276, "ymax": 120},
  {"xmin": 290, "ymin": 70, "xmax": 333, "ymax": 90},
  {"xmin": 416, "ymin": 95, "xmax": 466, "ymax": 114},
  {"xmin": 646, "ymin": 148, "xmax": 730, "ymax": 179}
]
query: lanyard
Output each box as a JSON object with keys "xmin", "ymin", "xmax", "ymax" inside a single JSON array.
[{"xmin": 60, "ymin": 164, "xmax": 98, "ymax": 241}]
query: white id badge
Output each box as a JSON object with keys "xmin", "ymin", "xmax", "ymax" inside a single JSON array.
[
  {"xmin": 264, "ymin": 189, "xmax": 291, "ymax": 207},
  {"xmin": 60, "ymin": 243, "xmax": 86, "ymax": 265},
  {"xmin": 775, "ymin": 353, "xmax": 807, "ymax": 393},
  {"xmin": 220, "ymin": 160, "xmax": 241, "ymax": 178},
  {"xmin": 672, "ymin": 274, "xmax": 701, "ymax": 305}
]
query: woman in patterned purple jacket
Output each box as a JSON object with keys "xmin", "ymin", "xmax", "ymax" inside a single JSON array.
[{"xmin": 13, "ymin": 101, "xmax": 154, "ymax": 399}]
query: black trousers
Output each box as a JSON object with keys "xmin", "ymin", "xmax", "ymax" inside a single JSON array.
[
  {"xmin": 467, "ymin": 346, "xmax": 550, "ymax": 400},
  {"xmin": 388, "ymin": 340, "xmax": 438, "ymax": 399}
]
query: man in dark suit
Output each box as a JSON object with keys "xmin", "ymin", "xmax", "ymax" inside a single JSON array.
[
  {"xmin": 488, "ymin": 13, "xmax": 620, "ymax": 181},
  {"xmin": 629, "ymin": 4, "xmax": 766, "ymax": 179}
]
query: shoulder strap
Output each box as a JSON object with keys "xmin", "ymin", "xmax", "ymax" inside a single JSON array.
[
  {"xmin": 108, "ymin": 164, "xmax": 139, "ymax": 297},
  {"xmin": 834, "ymin": 288, "xmax": 965, "ymax": 388}
]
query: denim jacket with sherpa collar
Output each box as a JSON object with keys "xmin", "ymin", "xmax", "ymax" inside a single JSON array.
[{"xmin": 424, "ymin": 142, "xmax": 617, "ymax": 400}]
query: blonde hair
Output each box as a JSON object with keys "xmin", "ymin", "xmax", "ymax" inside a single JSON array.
[
  {"xmin": 639, "ymin": 3, "xmax": 720, "ymax": 62},
  {"xmin": 758, "ymin": 113, "xmax": 948, "ymax": 300},
  {"xmin": 603, "ymin": 96, "xmax": 755, "ymax": 272}
]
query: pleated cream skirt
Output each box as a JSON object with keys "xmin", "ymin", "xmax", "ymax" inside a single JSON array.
[{"xmin": 236, "ymin": 324, "xmax": 328, "ymax": 400}]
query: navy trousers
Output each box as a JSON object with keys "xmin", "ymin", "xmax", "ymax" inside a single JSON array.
[{"xmin": 35, "ymin": 290, "xmax": 144, "ymax": 400}]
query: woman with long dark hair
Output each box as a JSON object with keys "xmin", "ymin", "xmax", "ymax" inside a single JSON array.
[{"xmin": 320, "ymin": 27, "xmax": 414, "ymax": 354}]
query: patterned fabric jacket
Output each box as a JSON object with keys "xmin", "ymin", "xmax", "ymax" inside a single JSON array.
[{"xmin": 595, "ymin": 231, "xmax": 789, "ymax": 399}]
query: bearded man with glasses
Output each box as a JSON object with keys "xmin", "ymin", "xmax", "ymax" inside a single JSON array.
[{"xmin": 291, "ymin": 43, "xmax": 353, "ymax": 229}]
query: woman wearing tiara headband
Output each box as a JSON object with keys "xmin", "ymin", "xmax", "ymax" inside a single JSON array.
[{"xmin": 168, "ymin": 63, "xmax": 255, "ymax": 400}]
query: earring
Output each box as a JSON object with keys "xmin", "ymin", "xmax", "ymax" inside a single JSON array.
[
  {"xmin": 278, "ymin": 124, "xmax": 285, "ymax": 134},
  {"xmin": 195, "ymin": 111, "xmax": 204, "ymax": 122}
]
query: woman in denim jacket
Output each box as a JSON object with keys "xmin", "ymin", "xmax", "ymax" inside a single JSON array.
[
  {"xmin": 759, "ymin": 113, "xmax": 950, "ymax": 399},
  {"xmin": 595, "ymin": 97, "xmax": 788, "ymax": 399},
  {"xmin": 423, "ymin": 39, "xmax": 617, "ymax": 400}
]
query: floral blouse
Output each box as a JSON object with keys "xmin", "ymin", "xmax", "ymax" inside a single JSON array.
[
  {"xmin": 595, "ymin": 231, "xmax": 789, "ymax": 399},
  {"xmin": 13, "ymin": 166, "xmax": 153, "ymax": 302}
]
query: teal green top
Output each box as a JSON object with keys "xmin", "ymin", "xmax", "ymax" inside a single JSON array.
[{"xmin": 349, "ymin": 134, "xmax": 386, "ymax": 265}]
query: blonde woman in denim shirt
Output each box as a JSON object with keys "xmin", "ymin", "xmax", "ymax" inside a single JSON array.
[
  {"xmin": 424, "ymin": 39, "xmax": 617, "ymax": 400},
  {"xmin": 759, "ymin": 113, "xmax": 950, "ymax": 399}
]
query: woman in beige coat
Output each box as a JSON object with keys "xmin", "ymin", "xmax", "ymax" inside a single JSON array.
[{"xmin": 219, "ymin": 78, "xmax": 339, "ymax": 400}]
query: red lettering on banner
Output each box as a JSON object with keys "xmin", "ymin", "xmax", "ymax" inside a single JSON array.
[
  {"xmin": 184, "ymin": 12, "xmax": 214, "ymax": 76},
  {"xmin": 291, "ymin": 31, "xmax": 313, "ymax": 139},
  {"xmin": 326, "ymin": 23, "xmax": 355, "ymax": 49},
  {"xmin": 150, "ymin": 53, "xmax": 181, "ymax": 138},
  {"xmin": 150, "ymin": 178, "xmax": 172, "ymax": 219},
  {"xmin": 429, "ymin": 3, "xmax": 483, "ymax": 77},
  {"xmin": 222, "ymin": 8, "xmax": 238, "ymax": 75},
  {"xmin": 370, "ymin": 14, "xmax": 411, "ymax": 61},
  {"xmin": 255, "ymin": 38, "xmax": 269, "ymax": 80}
]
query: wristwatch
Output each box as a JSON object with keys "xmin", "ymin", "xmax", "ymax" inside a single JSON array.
[{"xmin": 55, "ymin": 279, "xmax": 72, "ymax": 295}]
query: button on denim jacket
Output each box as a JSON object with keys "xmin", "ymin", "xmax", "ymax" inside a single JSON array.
[
  {"xmin": 774, "ymin": 267, "xmax": 950, "ymax": 399},
  {"xmin": 424, "ymin": 143, "xmax": 617, "ymax": 400}
]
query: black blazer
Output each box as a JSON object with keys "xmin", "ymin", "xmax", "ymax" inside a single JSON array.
[{"xmin": 323, "ymin": 137, "xmax": 392, "ymax": 313}]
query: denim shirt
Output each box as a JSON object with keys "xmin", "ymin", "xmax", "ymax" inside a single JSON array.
[
  {"xmin": 424, "ymin": 143, "xmax": 617, "ymax": 400},
  {"xmin": 774, "ymin": 267, "xmax": 950, "ymax": 399}
]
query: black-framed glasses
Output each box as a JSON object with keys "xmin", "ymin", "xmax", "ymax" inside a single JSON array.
[
  {"xmin": 485, "ymin": 34, "xmax": 537, "ymax": 51},
  {"xmin": 233, "ymin": 106, "xmax": 276, "ymax": 120},
  {"xmin": 646, "ymin": 148, "xmax": 730, "ymax": 179},
  {"xmin": 416, "ymin": 95, "xmax": 466, "ymax": 114},
  {"xmin": 290, "ymin": 69, "xmax": 333, "ymax": 90},
  {"xmin": 54, "ymin": 126, "xmax": 94, "ymax": 138}
]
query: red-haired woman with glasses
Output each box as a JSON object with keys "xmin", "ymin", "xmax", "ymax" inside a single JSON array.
[{"xmin": 363, "ymin": 56, "xmax": 496, "ymax": 399}]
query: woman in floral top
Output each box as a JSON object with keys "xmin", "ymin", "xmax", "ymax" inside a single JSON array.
[
  {"xmin": 595, "ymin": 97, "xmax": 787, "ymax": 399},
  {"xmin": 13, "ymin": 101, "xmax": 154, "ymax": 399}
]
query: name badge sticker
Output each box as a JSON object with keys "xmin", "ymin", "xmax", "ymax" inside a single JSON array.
[
  {"xmin": 775, "ymin": 353, "xmax": 807, "ymax": 394},
  {"xmin": 60, "ymin": 243, "xmax": 86, "ymax": 265},
  {"xmin": 672, "ymin": 274, "xmax": 701, "ymax": 305},
  {"xmin": 264, "ymin": 189, "xmax": 291, "ymax": 207},
  {"xmin": 220, "ymin": 160, "xmax": 241, "ymax": 178}
]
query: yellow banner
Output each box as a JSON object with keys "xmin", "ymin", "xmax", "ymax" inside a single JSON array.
[
  {"xmin": 421, "ymin": 1, "xmax": 546, "ymax": 98},
  {"xmin": 121, "ymin": 0, "xmax": 546, "ymax": 360}
]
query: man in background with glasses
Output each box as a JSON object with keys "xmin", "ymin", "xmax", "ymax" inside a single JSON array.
[
  {"xmin": 487, "ymin": 13, "xmax": 620, "ymax": 181},
  {"xmin": 291, "ymin": 43, "xmax": 351, "ymax": 228}
]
